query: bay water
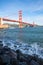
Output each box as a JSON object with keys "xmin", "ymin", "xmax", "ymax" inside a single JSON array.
[{"xmin": 0, "ymin": 26, "xmax": 43, "ymax": 58}]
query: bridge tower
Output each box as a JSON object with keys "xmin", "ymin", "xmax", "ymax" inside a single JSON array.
[
  {"xmin": 0, "ymin": 18, "xmax": 3, "ymax": 25},
  {"xmin": 19, "ymin": 10, "xmax": 22, "ymax": 28}
]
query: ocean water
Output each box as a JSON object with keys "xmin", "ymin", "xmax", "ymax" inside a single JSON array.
[{"xmin": 0, "ymin": 26, "xmax": 43, "ymax": 58}]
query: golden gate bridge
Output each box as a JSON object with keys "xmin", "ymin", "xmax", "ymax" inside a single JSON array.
[{"xmin": 0, "ymin": 10, "xmax": 37, "ymax": 28}]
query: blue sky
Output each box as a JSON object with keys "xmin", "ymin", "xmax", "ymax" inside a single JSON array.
[{"xmin": 0, "ymin": 0, "xmax": 43, "ymax": 25}]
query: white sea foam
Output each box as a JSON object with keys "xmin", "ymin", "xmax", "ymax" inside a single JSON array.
[{"xmin": 2, "ymin": 39, "xmax": 43, "ymax": 59}]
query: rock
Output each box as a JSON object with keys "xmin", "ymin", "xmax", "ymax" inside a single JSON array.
[
  {"xmin": 2, "ymin": 46, "xmax": 11, "ymax": 54},
  {"xmin": 0, "ymin": 43, "xmax": 3, "ymax": 55},
  {"xmin": 0, "ymin": 44, "xmax": 43, "ymax": 65},
  {"xmin": 0, "ymin": 43, "xmax": 3, "ymax": 47},
  {"xmin": 3, "ymin": 46, "xmax": 10, "ymax": 51},
  {"xmin": 10, "ymin": 50, "xmax": 17, "ymax": 59},
  {"xmin": 30, "ymin": 60, "xmax": 39, "ymax": 65},
  {"xmin": 2, "ymin": 54, "xmax": 10, "ymax": 64},
  {"xmin": 0, "ymin": 40, "xmax": 2, "ymax": 43},
  {"xmin": 16, "ymin": 49, "xmax": 22, "ymax": 54},
  {"xmin": 0, "ymin": 56, "xmax": 3, "ymax": 65},
  {"xmin": 16, "ymin": 49, "xmax": 22, "ymax": 60},
  {"xmin": 27, "ymin": 55, "xmax": 33, "ymax": 62},
  {"xmin": 10, "ymin": 57, "xmax": 19, "ymax": 65},
  {"xmin": 39, "ymin": 58, "xmax": 43, "ymax": 65},
  {"xmin": 14, "ymin": 45, "xmax": 17, "ymax": 48},
  {"xmin": 19, "ymin": 62, "xmax": 27, "ymax": 65},
  {"xmin": 16, "ymin": 50, "xmax": 27, "ymax": 61},
  {"xmin": 32, "ymin": 54, "xmax": 41, "ymax": 64}
]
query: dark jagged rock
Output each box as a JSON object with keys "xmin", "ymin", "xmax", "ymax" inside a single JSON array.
[
  {"xmin": 0, "ymin": 43, "xmax": 3, "ymax": 55},
  {"xmin": 0, "ymin": 40, "xmax": 2, "ymax": 44},
  {"xmin": 19, "ymin": 62, "xmax": 27, "ymax": 65},
  {"xmin": 31, "ymin": 54, "xmax": 40, "ymax": 63},
  {"xmin": 0, "ymin": 43, "xmax": 3, "ymax": 47},
  {"xmin": 0, "ymin": 56, "xmax": 4, "ymax": 65},
  {"xmin": 3, "ymin": 46, "xmax": 10, "ymax": 52},
  {"xmin": 10, "ymin": 58, "xmax": 19, "ymax": 65},
  {"xmin": 2, "ymin": 54, "xmax": 10, "ymax": 64},
  {"xmin": 30, "ymin": 60, "xmax": 39, "ymax": 65},
  {"xmin": 16, "ymin": 49, "xmax": 28, "ymax": 62},
  {"xmin": 39, "ymin": 58, "xmax": 43, "ymax": 65},
  {"xmin": 0, "ymin": 42, "xmax": 3, "ymax": 49},
  {"xmin": 0, "ymin": 44, "xmax": 43, "ymax": 65}
]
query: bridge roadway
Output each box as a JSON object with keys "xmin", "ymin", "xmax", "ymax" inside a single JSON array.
[{"xmin": 2, "ymin": 18, "xmax": 36, "ymax": 27}]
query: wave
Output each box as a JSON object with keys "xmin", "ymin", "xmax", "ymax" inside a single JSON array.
[{"xmin": 1, "ymin": 39, "xmax": 43, "ymax": 59}]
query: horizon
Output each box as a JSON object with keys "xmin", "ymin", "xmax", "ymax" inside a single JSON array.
[{"xmin": 0, "ymin": 0, "xmax": 43, "ymax": 25}]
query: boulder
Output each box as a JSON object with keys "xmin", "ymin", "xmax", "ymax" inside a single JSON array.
[
  {"xmin": 39, "ymin": 58, "xmax": 43, "ymax": 65},
  {"xmin": 0, "ymin": 43, "xmax": 3, "ymax": 49},
  {"xmin": 0, "ymin": 43, "xmax": 3, "ymax": 55},
  {"xmin": 0, "ymin": 56, "xmax": 4, "ymax": 65},
  {"xmin": 0, "ymin": 40, "xmax": 2, "ymax": 44},
  {"xmin": 30, "ymin": 60, "xmax": 39, "ymax": 65},
  {"xmin": 1, "ymin": 54, "xmax": 10, "ymax": 64},
  {"xmin": 16, "ymin": 50, "xmax": 27, "ymax": 62},
  {"xmin": 10, "ymin": 57, "xmax": 19, "ymax": 65},
  {"xmin": 9, "ymin": 49, "xmax": 17, "ymax": 59}
]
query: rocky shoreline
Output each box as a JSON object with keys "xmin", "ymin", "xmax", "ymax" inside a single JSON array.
[{"xmin": 0, "ymin": 43, "xmax": 43, "ymax": 65}]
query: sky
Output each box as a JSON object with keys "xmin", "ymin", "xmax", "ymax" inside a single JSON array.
[{"xmin": 0, "ymin": 0, "xmax": 43, "ymax": 25}]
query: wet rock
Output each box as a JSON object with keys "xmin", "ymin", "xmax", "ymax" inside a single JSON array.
[
  {"xmin": 0, "ymin": 43, "xmax": 3, "ymax": 55},
  {"xmin": 39, "ymin": 58, "xmax": 43, "ymax": 65},
  {"xmin": 19, "ymin": 62, "xmax": 27, "ymax": 65},
  {"xmin": 0, "ymin": 40, "xmax": 2, "ymax": 43},
  {"xmin": 3, "ymin": 46, "xmax": 10, "ymax": 51},
  {"xmin": 3, "ymin": 46, "xmax": 17, "ymax": 59},
  {"xmin": 16, "ymin": 49, "xmax": 22, "ymax": 60},
  {"xmin": 10, "ymin": 50, "xmax": 17, "ymax": 59},
  {"xmin": 27, "ymin": 55, "xmax": 33, "ymax": 62},
  {"xmin": 0, "ymin": 44, "xmax": 43, "ymax": 65},
  {"xmin": 16, "ymin": 49, "xmax": 26, "ymax": 61},
  {"xmin": 30, "ymin": 60, "xmax": 39, "ymax": 65},
  {"xmin": 0, "ymin": 43, "xmax": 3, "ymax": 47},
  {"xmin": 16, "ymin": 49, "xmax": 30, "ymax": 64},
  {"xmin": 2, "ymin": 54, "xmax": 10, "ymax": 64},
  {"xmin": 2, "ymin": 46, "xmax": 11, "ymax": 54},
  {"xmin": 10, "ymin": 57, "xmax": 19, "ymax": 65},
  {"xmin": 0, "ymin": 56, "xmax": 3, "ymax": 65},
  {"xmin": 14, "ymin": 45, "xmax": 17, "ymax": 48},
  {"xmin": 32, "ymin": 54, "xmax": 40, "ymax": 63}
]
